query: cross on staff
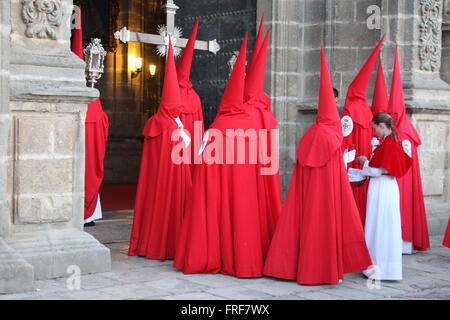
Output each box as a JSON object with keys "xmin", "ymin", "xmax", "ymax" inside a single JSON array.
[{"xmin": 114, "ymin": 0, "xmax": 220, "ymax": 56}]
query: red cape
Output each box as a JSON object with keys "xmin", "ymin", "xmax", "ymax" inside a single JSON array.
[
  {"xmin": 443, "ymin": 218, "xmax": 450, "ymax": 248},
  {"xmin": 263, "ymin": 146, "xmax": 372, "ymax": 285},
  {"xmin": 173, "ymin": 134, "xmax": 271, "ymax": 277},
  {"xmin": 369, "ymin": 135, "xmax": 412, "ymax": 178},
  {"xmin": 395, "ymin": 133, "xmax": 430, "ymax": 251},
  {"xmin": 128, "ymin": 127, "xmax": 192, "ymax": 259},
  {"xmin": 84, "ymin": 99, "xmax": 109, "ymax": 219}
]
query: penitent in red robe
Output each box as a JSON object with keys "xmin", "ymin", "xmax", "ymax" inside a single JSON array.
[
  {"xmin": 244, "ymin": 24, "xmax": 281, "ymax": 251},
  {"xmin": 128, "ymin": 41, "xmax": 192, "ymax": 260},
  {"xmin": 341, "ymin": 37, "xmax": 384, "ymax": 227},
  {"xmin": 174, "ymin": 34, "xmax": 274, "ymax": 277},
  {"xmin": 263, "ymin": 48, "xmax": 372, "ymax": 285},
  {"xmin": 389, "ymin": 47, "xmax": 430, "ymax": 252},
  {"xmin": 70, "ymin": 6, "xmax": 109, "ymax": 220},
  {"xmin": 176, "ymin": 17, "xmax": 204, "ymax": 171},
  {"xmin": 84, "ymin": 99, "xmax": 109, "ymax": 219}
]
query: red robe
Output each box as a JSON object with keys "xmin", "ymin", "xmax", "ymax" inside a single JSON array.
[
  {"xmin": 443, "ymin": 218, "xmax": 450, "ymax": 248},
  {"xmin": 129, "ymin": 40, "xmax": 192, "ymax": 260},
  {"xmin": 246, "ymin": 92, "xmax": 281, "ymax": 247},
  {"xmin": 84, "ymin": 99, "xmax": 109, "ymax": 219},
  {"xmin": 128, "ymin": 114, "xmax": 192, "ymax": 259},
  {"xmin": 263, "ymin": 123, "xmax": 372, "ymax": 285},
  {"xmin": 173, "ymin": 128, "xmax": 268, "ymax": 277}
]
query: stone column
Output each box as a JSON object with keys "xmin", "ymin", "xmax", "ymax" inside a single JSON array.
[
  {"xmin": 257, "ymin": 0, "xmax": 305, "ymax": 195},
  {"xmin": 1, "ymin": 0, "xmax": 110, "ymax": 293},
  {"xmin": 0, "ymin": 0, "xmax": 34, "ymax": 295},
  {"xmin": 382, "ymin": 0, "xmax": 450, "ymax": 235}
]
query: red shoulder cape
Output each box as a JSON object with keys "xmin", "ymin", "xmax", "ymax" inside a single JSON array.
[{"xmin": 369, "ymin": 136, "xmax": 412, "ymax": 178}]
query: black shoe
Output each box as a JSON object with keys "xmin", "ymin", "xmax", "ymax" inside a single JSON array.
[{"xmin": 84, "ymin": 221, "xmax": 96, "ymax": 227}]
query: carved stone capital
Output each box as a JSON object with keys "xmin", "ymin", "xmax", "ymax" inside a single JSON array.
[
  {"xmin": 21, "ymin": 0, "xmax": 64, "ymax": 40},
  {"xmin": 419, "ymin": 0, "xmax": 442, "ymax": 72}
]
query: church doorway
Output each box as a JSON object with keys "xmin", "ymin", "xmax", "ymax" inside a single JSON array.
[{"xmin": 73, "ymin": 0, "xmax": 257, "ymax": 244}]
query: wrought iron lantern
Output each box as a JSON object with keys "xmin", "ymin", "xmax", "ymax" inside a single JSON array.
[{"xmin": 83, "ymin": 38, "xmax": 107, "ymax": 88}]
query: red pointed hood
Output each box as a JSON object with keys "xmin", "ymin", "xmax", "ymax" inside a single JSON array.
[
  {"xmin": 160, "ymin": 39, "xmax": 183, "ymax": 115},
  {"xmin": 343, "ymin": 36, "xmax": 385, "ymax": 128},
  {"xmin": 388, "ymin": 46, "xmax": 422, "ymax": 146},
  {"xmin": 210, "ymin": 34, "xmax": 259, "ymax": 133},
  {"xmin": 71, "ymin": 6, "xmax": 84, "ymax": 59},
  {"xmin": 176, "ymin": 17, "xmax": 199, "ymax": 86},
  {"xmin": 142, "ymin": 39, "xmax": 182, "ymax": 137},
  {"xmin": 217, "ymin": 33, "xmax": 248, "ymax": 114},
  {"xmin": 316, "ymin": 48, "xmax": 341, "ymax": 130},
  {"xmin": 371, "ymin": 60, "xmax": 389, "ymax": 115},
  {"xmin": 246, "ymin": 15, "xmax": 264, "ymax": 88},
  {"xmin": 297, "ymin": 48, "xmax": 343, "ymax": 167},
  {"xmin": 244, "ymin": 29, "xmax": 270, "ymax": 102}
]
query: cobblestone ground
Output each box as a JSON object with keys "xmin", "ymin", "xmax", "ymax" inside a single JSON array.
[{"xmin": 1, "ymin": 211, "xmax": 449, "ymax": 300}]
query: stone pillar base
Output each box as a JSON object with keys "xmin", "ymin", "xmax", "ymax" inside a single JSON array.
[
  {"xmin": 0, "ymin": 239, "xmax": 34, "ymax": 294},
  {"xmin": 5, "ymin": 229, "xmax": 111, "ymax": 280}
]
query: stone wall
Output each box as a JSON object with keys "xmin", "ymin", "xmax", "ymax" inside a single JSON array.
[
  {"xmin": 1, "ymin": 0, "xmax": 111, "ymax": 294},
  {"xmin": 261, "ymin": 0, "xmax": 450, "ymax": 232},
  {"xmin": 442, "ymin": 0, "xmax": 450, "ymax": 83}
]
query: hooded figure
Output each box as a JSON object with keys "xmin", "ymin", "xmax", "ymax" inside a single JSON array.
[
  {"xmin": 174, "ymin": 34, "xmax": 273, "ymax": 278},
  {"xmin": 388, "ymin": 47, "xmax": 430, "ymax": 253},
  {"xmin": 244, "ymin": 23, "xmax": 281, "ymax": 253},
  {"xmin": 443, "ymin": 218, "xmax": 450, "ymax": 248},
  {"xmin": 128, "ymin": 40, "xmax": 192, "ymax": 260},
  {"xmin": 176, "ymin": 17, "xmax": 204, "ymax": 171},
  {"xmin": 371, "ymin": 61, "xmax": 389, "ymax": 116},
  {"xmin": 263, "ymin": 48, "xmax": 372, "ymax": 285},
  {"xmin": 341, "ymin": 36, "xmax": 385, "ymax": 226},
  {"xmin": 71, "ymin": 6, "xmax": 109, "ymax": 225}
]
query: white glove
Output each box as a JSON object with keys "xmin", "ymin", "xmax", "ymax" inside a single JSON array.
[
  {"xmin": 348, "ymin": 168, "xmax": 366, "ymax": 182},
  {"xmin": 343, "ymin": 149, "xmax": 356, "ymax": 164}
]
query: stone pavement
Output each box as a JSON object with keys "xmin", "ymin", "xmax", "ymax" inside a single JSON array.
[{"xmin": 1, "ymin": 210, "xmax": 449, "ymax": 300}]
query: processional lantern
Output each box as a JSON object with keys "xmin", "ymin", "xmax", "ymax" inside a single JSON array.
[{"xmin": 84, "ymin": 38, "xmax": 107, "ymax": 88}]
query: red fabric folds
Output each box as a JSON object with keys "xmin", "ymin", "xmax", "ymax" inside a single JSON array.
[
  {"xmin": 129, "ymin": 40, "xmax": 192, "ymax": 260},
  {"xmin": 369, "ymin": 136, "xmax": 412, "ymax": 178},
  {"xmin": 174, "ymin": 34, "xmax": 275, "ymax": 277},
  {"xmin": 84, "ymin": 99, "xmax": 109, "ymax": 219}
]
